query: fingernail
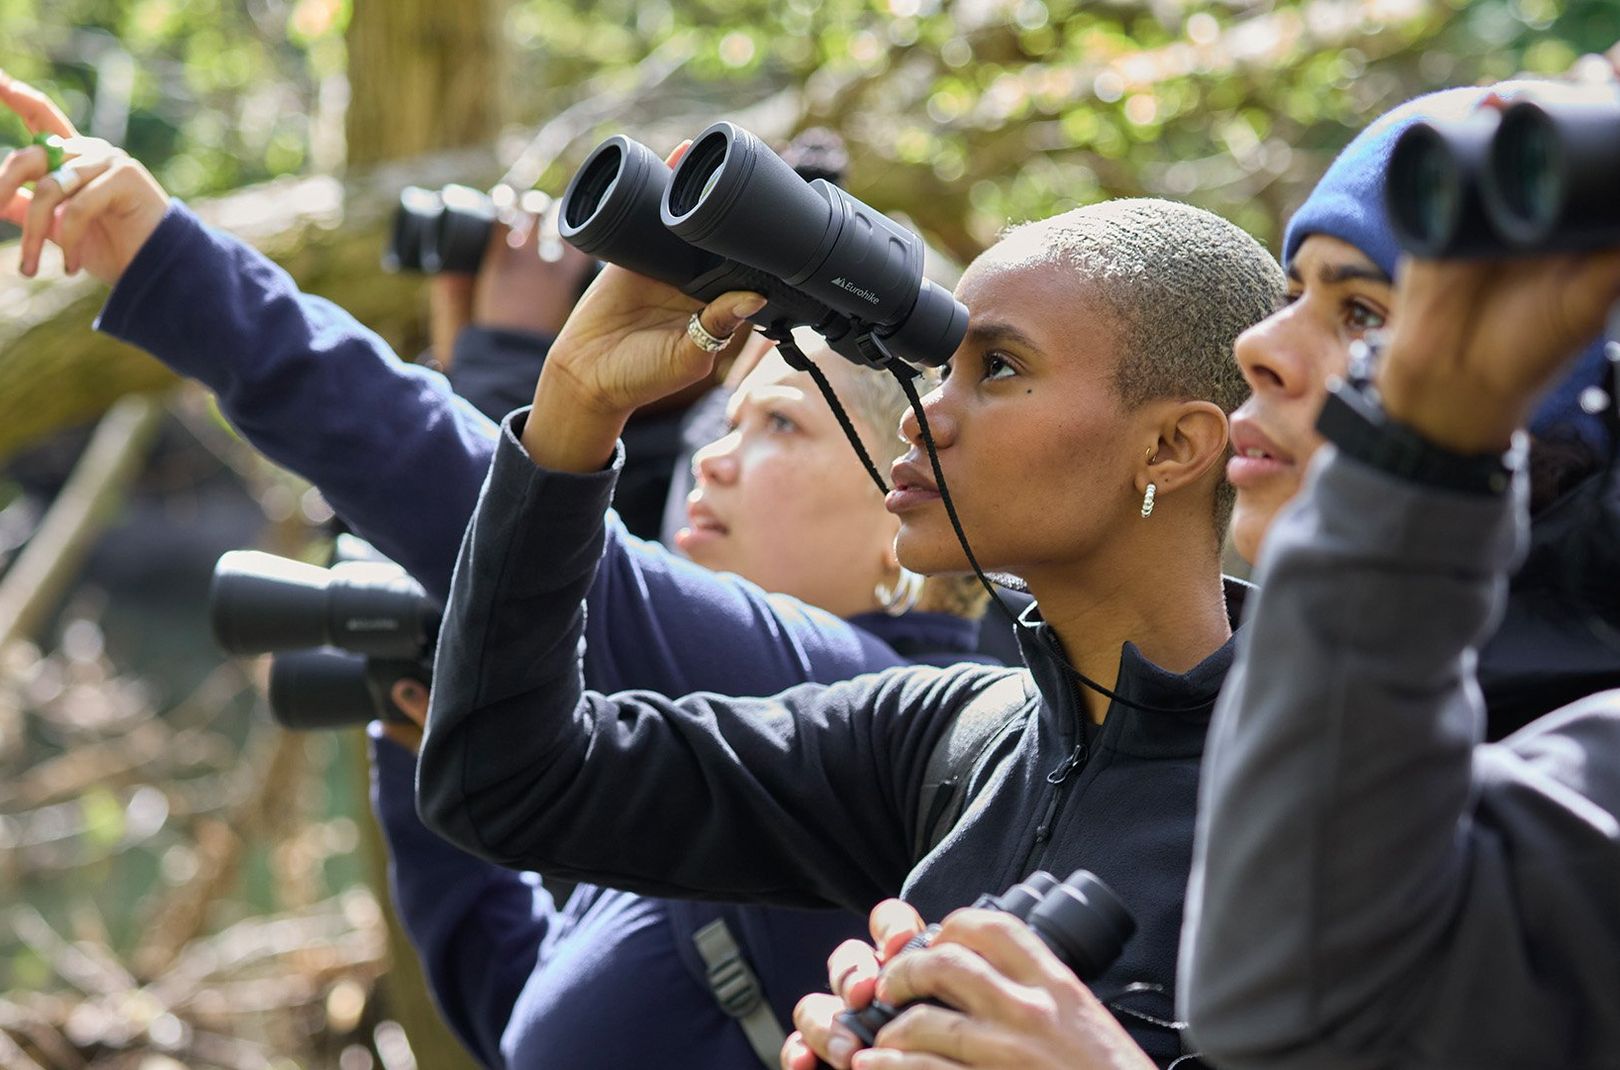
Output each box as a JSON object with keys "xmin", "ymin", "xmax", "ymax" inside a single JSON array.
[
  {"xmin": 732, "ymin": 294, "xmax": 767, "ymax": 319},
  {"xmin": 827, "ymin": 1032, "xmax": 856, "ymax": 1065}
]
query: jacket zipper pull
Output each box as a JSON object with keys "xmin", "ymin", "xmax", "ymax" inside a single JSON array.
[{"xmin": 1046, "ymin": 741, "xmax": 1087, "ymax": 785}]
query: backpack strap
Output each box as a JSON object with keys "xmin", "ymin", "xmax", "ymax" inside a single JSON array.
[
  {"xmin": 691, "ymin": 917, "xmax": 788, "ymax": 1068},
  {"xmin": 913, "ymin": 675, "xmax": 1029, "ymax": 860}
]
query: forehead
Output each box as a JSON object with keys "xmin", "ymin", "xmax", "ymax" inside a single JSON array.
[
  {"xmin": 733, "ymin": 349, "xmax": 855, "ymax": 406},
  {"xmin": 955, "ymin": 257, "xmax": 1118, "ymax": 362},
  {"xmin": 1287, "ymin": 234, "xmax": 1390, "ymax": 285}
]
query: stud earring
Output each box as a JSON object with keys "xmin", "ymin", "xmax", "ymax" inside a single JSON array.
[{"xmin": 1141, "ymin": 482, "xmax": 1157, "ymax": 519}]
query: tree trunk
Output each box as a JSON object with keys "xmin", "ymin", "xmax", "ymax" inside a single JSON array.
[{"xmin": 345, "ymin": 0, "xmax": 508, "ymax": 168}]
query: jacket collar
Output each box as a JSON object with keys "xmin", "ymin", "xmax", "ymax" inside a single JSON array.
[{"xmin": 1013, "ymin": 578, "xmax": 1250, "ymax": 758}]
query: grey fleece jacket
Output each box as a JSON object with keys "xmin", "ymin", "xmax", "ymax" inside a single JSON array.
[{"xmin": 1179, "ymin": 446, "xmax": 1620, "ymax": 1069}]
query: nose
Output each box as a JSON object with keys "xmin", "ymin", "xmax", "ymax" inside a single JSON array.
[
  {"xmin": 898, "ymin": 379, "xmax": 958, "ymax": 450},
  {"xmin": 1233, "ymin": 302, "xmax": 1324, "ymax": 401},
  {"xmin": 692, "ymin": 429, "xmax": 741, "ymax": 486}
]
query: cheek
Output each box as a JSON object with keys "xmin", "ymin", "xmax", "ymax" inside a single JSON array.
[{"xmin": 734, "ymin": 443, "xmax": 872, "ymax": 535}]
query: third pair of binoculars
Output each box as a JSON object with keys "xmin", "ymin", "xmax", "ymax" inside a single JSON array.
[{"xmin": 1388, "ymin": 92, "xmax": 1619, "ymax": 258}]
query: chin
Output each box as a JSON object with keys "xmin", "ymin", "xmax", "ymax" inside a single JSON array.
[
  {"xmin": 895, "ymin": 526, "xmax": 975, "ymax": 578},
  {"xmin": 1227, "ymin": 505, "xmax": 1270, "ymax": 569}
]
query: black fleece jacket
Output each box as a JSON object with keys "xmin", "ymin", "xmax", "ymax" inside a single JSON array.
[{"xmin": 418, "ymin": 411, "xmax": 1237, "ymax": 1064}]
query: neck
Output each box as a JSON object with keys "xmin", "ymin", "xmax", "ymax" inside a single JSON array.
[{"xmin": 1021, "ymin": 519, "xmax": 1230, "ymax": 724}]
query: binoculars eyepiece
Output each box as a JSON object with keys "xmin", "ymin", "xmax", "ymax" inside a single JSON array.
[
  {"xmin": 835, "ymin": 868, "xmax": 1135, "ymax": 1053},
  {"xmin": 559, "ymin": 122, "xmax": 968, "ymax": 369},
  {"xmin": 1388, "ymin": 95, "xmax": 1620, "ymax": 258}
]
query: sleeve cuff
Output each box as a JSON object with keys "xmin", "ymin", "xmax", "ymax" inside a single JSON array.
[
  {"xmin": 1301, "ymin": 444, "xmax": 1526, "ymax": 576},
  {"xmin": 94, "ymin": 200, "xmax": 204, "ymax": 339}
]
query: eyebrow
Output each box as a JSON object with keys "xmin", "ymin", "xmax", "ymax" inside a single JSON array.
[
  {"xmin": 1286, "ymin": 260, "xmax": 1392, "ymax": 287},
  {"xmin": 726, "ymin": 384, "xmax": 810, "ymax": 422},
  {"xmin": 965, "ymin": 319, "xmax": 1044, "ymax": 354}
]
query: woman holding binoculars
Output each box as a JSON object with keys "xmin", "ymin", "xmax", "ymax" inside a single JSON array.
[
  {"xmin": 413, "ymin": 123, "xmax": 1285, "ymax": 1066},
  {"xmin": 0, "ymin": 71, "xmax": 1000, "ymax": 1069}
]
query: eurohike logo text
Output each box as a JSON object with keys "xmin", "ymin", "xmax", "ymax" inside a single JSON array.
[{"xmin": 829, "ymin": 277, "xmax": 881, "ymax": 305}]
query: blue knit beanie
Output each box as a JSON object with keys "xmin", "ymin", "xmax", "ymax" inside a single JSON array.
[{"xmin": 1283, "ymin": 83, "xmax": 1614, "ymax": 454}]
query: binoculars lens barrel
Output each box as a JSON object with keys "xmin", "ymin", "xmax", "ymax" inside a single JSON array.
[
  {"xmin": 558, "ymin": 123, "xmax": 966, "ymax": 368},
  {"xmin": 1026, "ymin": 869, "xmax": 1136, "ymax": 980},
  {"xmin": 385, "ymin": 185, "xmax": 495, "ymax": 275},
  {"xmin": 269, "ymin": 649, "xmax": 377, "ymax": 730},
  {"xmin": 1484, "ymin": 100, "xmax": 1620, "ymax": 252},
  {"xmin": 1389, "ymin": 96, "xmax": 1620, "ymax": 258},
  {"xmin": 209, "ymin": 550, "xmax": 436, "ymax": 660},
  {"xmin": 558, "ymin": 136, "xmax": 724, "ymax": 287},
  {"xmin": 268, "ymin": 649, "xmax": 424, "ymax": 730},
  {"xmin": 1386, "ymin": 113, "xmax": 1501, "ymax": 259},
  {"xmin": 838, "ymin": 868, "xmax": 1133, "ymax": 1050},
  {"xmin": 661, "ymin": 121, "xmax": 967, "ymax": 366}
]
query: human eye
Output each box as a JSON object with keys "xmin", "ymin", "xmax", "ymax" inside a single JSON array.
[
  {"xmin": 1346, "ymin": 299, "xmax": 1386, "ymax": 334},
  {"xmin": 983, "ymin": 351, "xmax": 1017, "ymax": 381},
  {"xmin": 765, "ymin": 410, "xmax": 799, "ymax": 434}
]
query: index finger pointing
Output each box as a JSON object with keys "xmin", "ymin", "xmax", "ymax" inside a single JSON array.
[{"xmin": 0, "ymin": 71, "xmax": 78, "ymax": 139}]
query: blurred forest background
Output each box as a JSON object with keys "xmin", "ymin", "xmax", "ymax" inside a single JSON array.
[{"xmin": 0, "ymin": 1, "xmax": 1617, "ymax": 1067}]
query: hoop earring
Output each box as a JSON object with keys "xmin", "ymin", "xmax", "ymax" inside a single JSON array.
[
  {"xmin": 1140, "ymin": 482, "xmax": 1157, "ymax": 519},
  {"xmin": 874, "ymin": 567, "xmax": 924, "ymax": 616}
]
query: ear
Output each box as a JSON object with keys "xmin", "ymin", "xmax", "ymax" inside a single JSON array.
[{"xmin": 1133, "ymin": 400, "xmax": 1229, "ymax": 503}]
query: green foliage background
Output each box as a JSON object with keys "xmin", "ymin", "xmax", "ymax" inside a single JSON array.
[{"xmin": 6, "ymin": 0, "xmax": 1618, "ymax": 256}]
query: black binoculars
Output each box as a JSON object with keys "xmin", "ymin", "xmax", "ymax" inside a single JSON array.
[
  {"xmin": 384, "ymin": 184, "xmax": 499, "ymax": 275},
  {"xmin": 557, "ymin": 121, "xmax": 969, "ymax": 369},
  {"xmin": 833, "ymin": 868, "xmax": 1135, "ymax": 1054},
  {"xmin": 209, "ymin": 548, "xmax": 438, "ymax": 729},
  {"xmin": 1387, "ymin": 94, "xmax": 1620, "ymax": 258}
]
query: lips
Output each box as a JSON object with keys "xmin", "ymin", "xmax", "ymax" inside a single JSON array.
[
  {"xmin": 1227, "ymin": 413, "xmax": 1296, "ymax": 488},
  {"xmin": 674, "ymin": 498, "xmax": 730, "ymax": 556},
  {"xmin": 886, "ymin": 455, "xmax": 943, "ymax": 514},
  {"xmin": 685, "ymin": 499, "xmax": 729, "ymax": 536}
]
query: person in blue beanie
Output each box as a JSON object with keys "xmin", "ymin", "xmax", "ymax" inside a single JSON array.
[
  {"xmin": 0, "ymin": 71, "xmax": 992, "ymax": 1070},
  {"xmin": 1223, "ymin": 82, "xmax": 1620, "ymax": 739},
  {"xmin": 1182, "ymin": 76, "xmax": 1620, "ymax": 1068}
]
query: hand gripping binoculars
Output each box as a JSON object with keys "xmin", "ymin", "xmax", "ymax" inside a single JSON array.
[
  {"xmin": 833, "ymin": 868, "xmax": 1135, "ymax": 1058},
  {"xmin": 557, "ymin": 121, "xmax": 969, "ymax": 370},
  {"xmin": 1387, "ymin": 93, "xmax": 1620, "ymax": 258}
]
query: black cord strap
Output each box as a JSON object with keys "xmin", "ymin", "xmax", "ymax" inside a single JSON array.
[{"xmin": 767, "ymin": 327, "xmax": 891, "ymax": 498}]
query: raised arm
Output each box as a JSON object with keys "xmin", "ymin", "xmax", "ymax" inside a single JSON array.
[
  {"xmin": 417, "ymin": 409, "xmax": 983, "ymax": 912},
  {"xmin": 0, "ymin": 74, "xmax": 499, "ymax": 603},
  {"xmin": 97, "ymin": 203, "xmax": 498, "ymax": 601}
]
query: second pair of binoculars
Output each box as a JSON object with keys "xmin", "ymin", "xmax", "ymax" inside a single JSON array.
[
  {"xmin": 1388, "ymin": 92, "xmax": 1620, "ymax": 258},
  {"xmin": 209, "ymin": 540, "xmax": 438, "ymax": 730},
  {"xmin": 557, "ymin": 120, "xmax": 969, "ymax": 371},
  {"xmin": 832, "ymin": 868, "xmax": 1135, "ymax": 1058},
  {"xmin": 386, "ymin": 183, "xmax": 567, "ymax": 275}
]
